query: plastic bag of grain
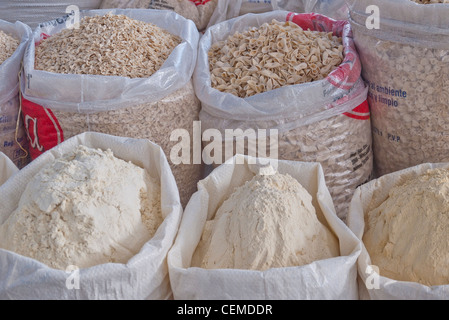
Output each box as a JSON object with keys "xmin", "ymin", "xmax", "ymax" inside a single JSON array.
[
  {"xmin": 195, "ymin": 11, "xmax": 373, "ymax": 221},
  {"xmin": 20, "ymin": 9, "xmax": 201, "ymax": 207},
  {"xmin": 100, "ymin": 0, "xmax": 217, "ymax": 31},
  {"xmin": 168, "ymin": 155, "xmax": 361, "ymax": 299},
  {"xmin": 0, "ymin": 1, "xmax": 102, "ymax": 28},
  {"xmin": 0, "ymin": 20, "xmax": 31, "ymax": 169},
  {"xmin": 348, "ymin": 0, "xmax": 449, "ymax": 177},
  {"xmin": 0, "ymin": 131, "xmax": 182, "ymax": 300},
  {"xmin": 347, "ymin": 162, "xmax": 449, "ymax": 300},
  {"xmin": 0, "ymin": 151, "xmax": 18, "ymax": 186}
]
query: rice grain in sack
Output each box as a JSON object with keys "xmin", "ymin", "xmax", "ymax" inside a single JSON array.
[{"xmin": 195, "ymin": 11, "xmax": 373, "ymax": 221}]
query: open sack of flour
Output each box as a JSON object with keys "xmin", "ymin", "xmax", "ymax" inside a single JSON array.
[
  {"xmin": 20, "ymin": 9, "xmax": 201, "ymax": 207},
  {"xmin": 0, "ymin": 19, "xmax": 31, "ymax": 169},
  {"xmin": 0, "ymin": 151, "xmax": 18, "ymax": 186},
  {"xmin": 168, "ymin": 155, "xmax": 361, "ymax": 299},
  {"xmin": 348, "ymin": 0, "xmax": 449, "ymax": 177},
  {"xmin": 347, "ymin": 162, "xmax": 449, "ymax": 300},
  {"xmin": 195, "ymin": 11, "xmax": 373, "ymax": 221},
  {"xmin": 0, "ymin": 132, "xmax": 183, "ymax": 300}
]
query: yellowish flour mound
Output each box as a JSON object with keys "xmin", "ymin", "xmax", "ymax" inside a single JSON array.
[
  {"xmin": 193, "ymin": 171, "xmax": 340, "ymax": 270},
  {"xmin": 363, "ymin": 168, "xmax": 449, "ymax": 286}
]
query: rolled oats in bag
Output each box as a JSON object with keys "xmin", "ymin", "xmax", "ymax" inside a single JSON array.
[
  {"xmin": 195, "ymin": 11, "xmax": 373, "ymax": 221},
  {"xmin": 348, "ymin": 0, "xmax": 449, "ymax": 177},
  {"xmin": 21, "ymin": 9, "xmax": 201, "ymax": 207},
  {"xmin": 100, "ymin": 0, "xmax": 218, "ymax": 31},
  {"xmin": 0, "ymin": 20, "xmax": 31, "ymax": 169}
]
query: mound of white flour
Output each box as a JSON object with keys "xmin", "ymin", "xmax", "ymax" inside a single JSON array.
[
  {"xmin": 0, "ymin": 145, "xmax": 162, "ymax": 270},
  {"xmin": 193, "ymin": 171, "xmax": 340, "ymax": 270},
  {"xmin": 363, "ymin": 168, "xmax": 449, "ymax": 286}
]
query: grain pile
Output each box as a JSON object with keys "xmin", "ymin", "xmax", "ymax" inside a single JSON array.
[
  {"xmin": 0, "ymin": 29, "xmax": 18, "ymax": 65},
  {"xmin": 363, "ymin": 168, "xmax": 449, "ymax": 286},
  {"xmin": 192, "ymin": 171, "xmax": 339, "ymax": 270},
  {"xmin": 209, "ymin": 19, "xmax": 344, "ymax": 98},
  {"xmin": 35, "ymin": 13, "xmax": 181, "ymax": 78},
  {"xmin": 199, "ymin": 16, "xmax": 372, "ymax": 219}
]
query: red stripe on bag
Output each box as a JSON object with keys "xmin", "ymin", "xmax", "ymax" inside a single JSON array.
[
  {"xmin": 188, "ymin": 0, "xmax": 213, "ymax": 6},
  {"xmin": 343, "ymin": 100, "xmax": 370, "ymax": 120},
  {"xmin": 36, "ymin": 33, "xmax": 50, "ymax": 46},
  {"xmin": 21, "ymin": 98, "xmax": 64, "ymax": 159}
]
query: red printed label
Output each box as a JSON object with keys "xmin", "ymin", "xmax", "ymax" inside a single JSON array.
[
  {"xmin": 36, "ymin": 33, "xmax": 50, "ymax": 46},
  {"xmin": 188, "ymin": 0, "xmax": 213, "ymax": 5},
  {"xmin": 21, "ymin": 98, "xmax": 64, "ymax": 159},
  {"xmin": 343, "ymin": 100, "xmax": 370, "ymax": 120}
]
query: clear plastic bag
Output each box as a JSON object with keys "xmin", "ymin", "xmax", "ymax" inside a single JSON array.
[
  {"xmin": 347, "ymin": 162, "xmax": 449, "ymax": 300},
  {"xmin": 0, "ymin": 20, "xmax": 31, "ymax": 169},
  {"xmin": 0, "ymin": 151, "xmax": 18, "ymax": 186},
  {"xmin": 195, "ymin": 11, "xmax": 373, "ymax": 220},
  {"xmin": 168, "ymin": 155, "xmax": 361, "ymax": 299},
  {"xmin": 303, "ymin": 0, "xmax": 349, "ymax": 20},
  {"xmin": 348, "ymin": 0, "xmax": 449, "ymax": 177},
  {"xmin": 100, "ymin": 0, "xmax": 218, "ymax": 31},
  {"xmin": 207, "ymin": 0, "xmax": 349, "ymax": 29}
]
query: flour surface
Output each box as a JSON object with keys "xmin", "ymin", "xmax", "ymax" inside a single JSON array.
[
  {"xmin": 0, "ymin": 145, "xmax": 162, "ymax": 270},
  {"xmin": 193, "ymin": 172, "xmax": 340, "ymax": 270}
]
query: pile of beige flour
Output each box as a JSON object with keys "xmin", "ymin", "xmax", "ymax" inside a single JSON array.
[
  {"xmin": 363, "ymin": 168, "xmax": 449, "ymax": 286},
  {"xmin": 192, "ymin": 171, "xmax": 340, "ymax": 270},
  {"xmin": 0, "ymin": 145, "xmax": 163, "ymax": 270}
]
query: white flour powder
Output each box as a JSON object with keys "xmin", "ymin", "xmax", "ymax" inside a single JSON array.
[
  {"xmin": 193, "ymin": 171, "xmax": 340, "ymax": 270},
  {"xmin": 363, "ymin": 168, "xmax": 449, "ymax": 286},
  {"xmin": 0, "ymin": 145, "xmax": 163, "ymax": 270}
]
